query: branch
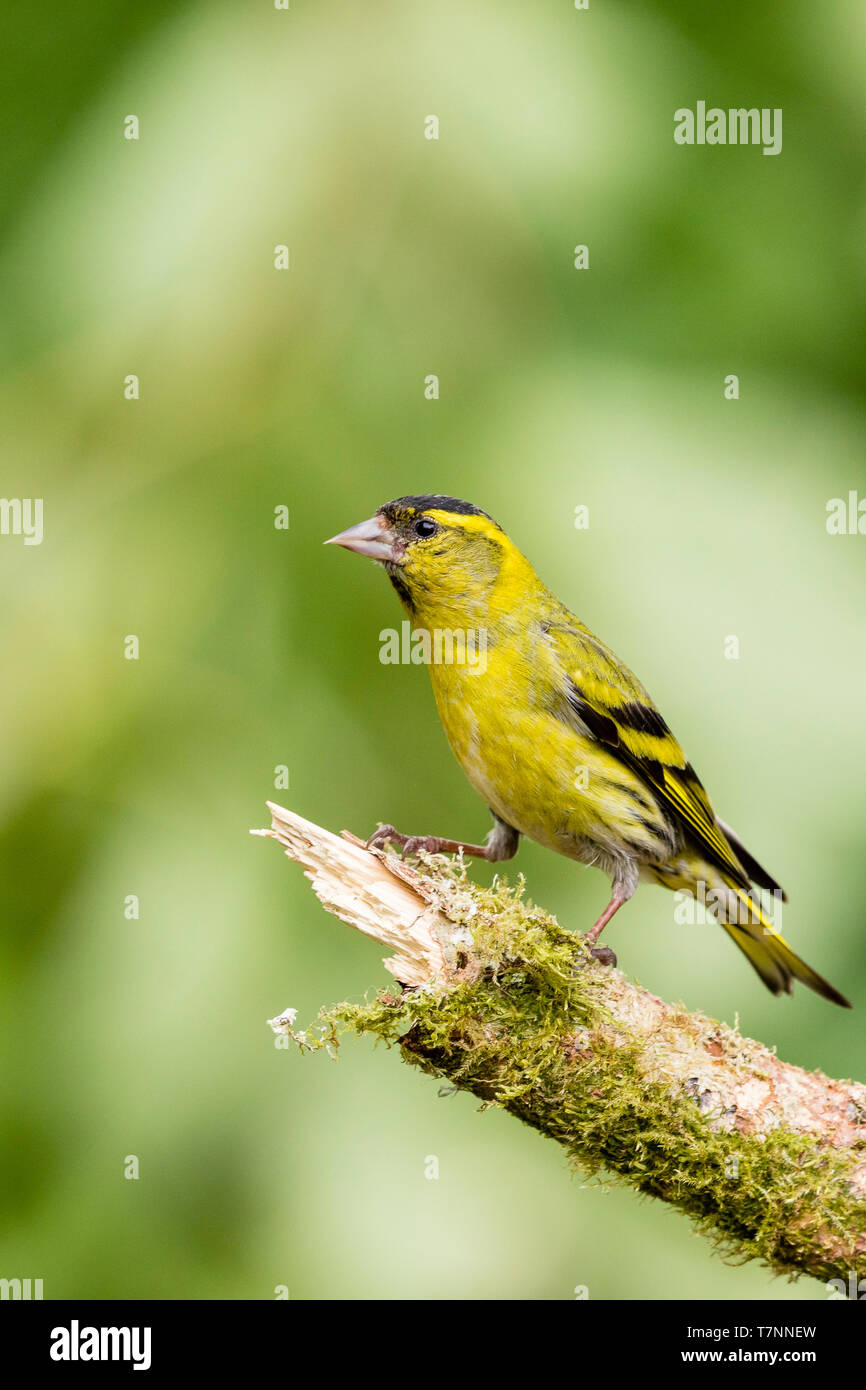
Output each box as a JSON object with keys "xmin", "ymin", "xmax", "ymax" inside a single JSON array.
[{"xmin": 253, "ymin": 801, "xmax": 866, "ymax": 1284}]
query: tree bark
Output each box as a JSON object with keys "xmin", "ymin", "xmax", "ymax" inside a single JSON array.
[{"xmin": 253, "ymin": 801, "xmax": 866, "ymax": 1286}]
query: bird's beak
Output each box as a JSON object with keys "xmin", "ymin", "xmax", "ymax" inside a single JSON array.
[{"xmin": 324, "ymin": 514, "xmax": 402, "ymax": 563}]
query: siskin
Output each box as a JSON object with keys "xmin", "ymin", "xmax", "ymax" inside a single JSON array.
[{"xmin": 326, "ymin": 495, "xmax": 850, "ymax": 1007}]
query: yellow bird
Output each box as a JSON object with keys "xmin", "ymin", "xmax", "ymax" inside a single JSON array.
[{"xmin": 326, "ymin": 495, "xmax": 850, "ymax": 1007}]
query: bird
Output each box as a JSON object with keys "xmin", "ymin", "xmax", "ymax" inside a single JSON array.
[{"xmin": 325, "ymin": 494, "xmax": 851, "ymax": 1007}]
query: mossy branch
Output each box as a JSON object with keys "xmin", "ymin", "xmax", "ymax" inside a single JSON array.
[{"xmin": 253, "ymin": 801, "xmax": 866, "ymax": 1283}]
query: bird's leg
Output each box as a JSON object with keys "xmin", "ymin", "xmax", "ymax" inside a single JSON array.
[
  {"xmin": 368, "ymin": 828, "xmax": 492, "ymax": 858},
  {"xmin": 367, "ymin": 814, "xmax": 519, "ymax": 863},
  {"xmin": 582, "ymin": 893, "xmax": 630, "ymax": 968}
]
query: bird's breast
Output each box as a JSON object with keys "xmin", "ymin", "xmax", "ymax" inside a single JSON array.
[{"xmin": 425, "ymin": 641, "xmax": 675, "ymax": 869}]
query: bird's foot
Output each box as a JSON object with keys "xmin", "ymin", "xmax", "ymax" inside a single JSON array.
[
  {"xmin": 366, "ymin": 825, "xmax": 446, "ymax": 858},
  {"xmin": 572, "ymin": 938, "xmax": 618, "ymax": 974},
  {"xmin": 588, "ymin": 944, "xmax": 617, "ymax": 968}
]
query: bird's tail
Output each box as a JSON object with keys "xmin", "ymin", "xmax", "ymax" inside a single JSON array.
[{"xmin": 719, "ymin": 885, "xmax": 851, "ymax": 1008}]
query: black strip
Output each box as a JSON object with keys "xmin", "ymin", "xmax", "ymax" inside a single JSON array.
[
  {"xmin": 386, "ymin": 569, "xmax": 416, "ymax": 613},
  {"xmin": 614, "ymin": 702, "xmax": 671, "ymax": 738},
  {"xmin": 381, "ymin": 495, "xmax": 501, "ymax": 529},
  {"xmin": 563, "ymin": 680, "xmax": 750, "ymax": 889}
]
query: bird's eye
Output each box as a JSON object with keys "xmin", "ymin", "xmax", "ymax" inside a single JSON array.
[{"xmin": 414, "ymin": 517, "xmax": 437, "ymax": 538}]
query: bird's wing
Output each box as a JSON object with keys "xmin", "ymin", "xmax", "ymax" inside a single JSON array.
[{"xmin": 542, "ymin": 618, "xmax": 752, "ymax": 888}]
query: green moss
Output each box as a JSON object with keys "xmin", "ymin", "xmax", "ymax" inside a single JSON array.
[{"xmin": 301, "ymin": 858, "xmax": 865, "ymax": 1283}]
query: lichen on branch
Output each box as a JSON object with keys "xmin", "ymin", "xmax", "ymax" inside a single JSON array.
[{"xmin": 254, "ymin": 802, "xmax": 866, "ymax": 1283}]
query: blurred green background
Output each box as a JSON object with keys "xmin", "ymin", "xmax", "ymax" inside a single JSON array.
[{"xmin": 1, "ymin": 0, "xmax": 864, "ymax": 1300}]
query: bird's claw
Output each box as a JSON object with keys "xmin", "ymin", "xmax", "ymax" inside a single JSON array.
[
  {"xmin": 366, "ymin": 825, "xmax": 443, "ymax": 858},
  {"xmin": 588, "ymin": 944, "xmax": 617, "ymax": 968},
  {"xmin": 572, "ymin": 939, "xmax": 618, "ymax": 975},
  {"xmin": 366, "ymin": 824, "xmax": 400, "ymax": 852},
  {"xmin": 401, "ymin": 835, "xmax": 444, "ymax": 857}
]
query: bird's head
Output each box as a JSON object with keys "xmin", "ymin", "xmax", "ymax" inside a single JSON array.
[{"xmin": 325, "ymin": 494, "xmax": 530, "ymax": 621}]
